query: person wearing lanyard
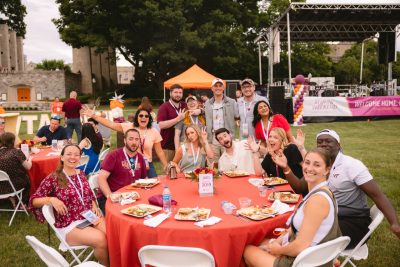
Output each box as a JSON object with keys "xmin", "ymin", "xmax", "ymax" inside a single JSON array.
[
  {"xmin": 30, "ymin": 145, "xmax": 108, "ymax": 266},
  {"xmin": 253, "ymin": 100, "xmax": 295, "ymax": 155},
  {"xmin": 174, "ymin": 95, "xmax": 206, "ymax": 151},
  {"xmin": 237, "ymin": 78, "xmax": 268, "ymax": 139},
  {"xmin": 170, "ymin": 124, "xmax": 214, "ymax": 173},
  {"xmin": 244, "ymin": 148, "xmax": 340, "ymax": 267},
  {"xmin": 97, "ymin": 129, "xmax": 147, "ymax": 214},
  {"xmin": 204, "ymin": 78, "xmax": 239, "ymax": 163},
  {"xmin": 82, "ymin": 108, "xmax": 168, "ymax": 178}
]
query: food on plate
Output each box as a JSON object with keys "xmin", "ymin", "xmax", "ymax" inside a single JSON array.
[
  {"xmin": 178, "ymin": 208, "xmax": 193, "ymax": 215},
  {"xmin": 131, "ymin": 178, "xmax": 159, "ymax": 188},
  {"xmin": 264, "ymin": 177, "xmax": 288, "ymax": 186},
  {"xmin": 110, "ymin": 191, "xmax": 140, "ymax": 203},
  {"xmin": 123, "ymin": 204, "xmax": 161, "ymax": 217},
  {"xmin": 175, "ymin": 207, "xmax": 211, "ymax": 221},
  {"xmin": 238, "ymin": 206, "xmax": 277, "ymax": 220},
  {"xmin": 224, "ymin": 170, "xmax": 250, "ymax": 177},
  {"xmin": 197, "ymin": 208, "xmax": 209, "ymax": 220},
  {"xmin": 268, "ymin": 191, "xmax": 300, "ymax": 203}
]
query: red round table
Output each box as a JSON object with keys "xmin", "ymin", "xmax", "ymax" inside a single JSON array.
[
  {"xmin": 105, "ymin": 175, "xmax": 298, "ymax": 267},
  {"xmin": 28, "ymin": 148, "xmax": 60, "ymax": 196}
]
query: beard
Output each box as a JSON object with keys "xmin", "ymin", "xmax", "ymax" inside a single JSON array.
[
  {"xmin": 171, "ymin": 95, "xmax": 182, "ymax": 103},
  {"xmin": 223, "ymin": 140, "xmax": 232, "ymax": 148},
  {"xmin": 125, "ymin": 144, "xmax": 139, "ymax": 153}
]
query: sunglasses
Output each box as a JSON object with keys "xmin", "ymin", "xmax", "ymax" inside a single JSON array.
[
  {"xmin": 129, "ymin": 157, "xmax": 136, "ymax": 170},
  {"xmin": 139, "ymin": 114, "xmax": 149, "ymax": 118}
]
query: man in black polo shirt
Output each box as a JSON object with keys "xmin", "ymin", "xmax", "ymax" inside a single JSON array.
[{"xmin": 33, "ymin": 115, "xmax": 68, "ymax": 145}]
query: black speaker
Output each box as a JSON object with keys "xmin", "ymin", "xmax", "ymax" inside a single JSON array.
[
  {"xmin": 284, "ymin": 98, "xmax": 294, "ymax": 124},
  {"xmin": 378, "ymin": 32, "xmax": 396, "ymax": 64},
  {"xmin": 268, "ymin": 86, "xmax": 285, "ymax": 115}
]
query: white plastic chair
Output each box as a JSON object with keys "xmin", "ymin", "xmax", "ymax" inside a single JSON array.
[
  {"xmin": 77, "ymin": 155, "xmax": 90, "ymax": 172},
  {"xmin": 292, "ymin": 236, "xmax": 350, "ymax": 267},
  {"xmin": 26, "ymin": 235, "xmax": 103, "ymax": 267},
  {"xmin": 138, "ymin": 245, "xmax": 215, "ymax": 267},
  {"xmin": 91, "ymin": 148, "xmax": 110, "ymax": 174},
  {"xmin": 0, "ymin": 170, "xmax": 29, "ymax": 226},
  {"xmin": 42, "ymin": 205, "xmax": 94, "ymax": 266},
  {"xmin": 340, "ymin": 205, "xmax": 384, "ymax": 267},
  {"xmin": 88, "ymin": 173, "xmax": 101, "ymax": 208}
]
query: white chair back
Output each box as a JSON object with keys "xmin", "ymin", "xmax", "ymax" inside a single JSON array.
[
  {"xmin": 88, "ymin": 174, "xmax": 100, "ymax": 191},
  {"xmin": 77, "ymin": 155, "xmax": 90, "ymax": 172},
  {"xmin": 0, "ymin": 170, "xmax": 29, "ymax": 226},
  {"xmin": 340, "ymin": 205, "xmax": 384, "ymax": 267},
  {"xmin": 138, "ymin": 245, "xmax": 215, "ymax": 267},
  {"xmin": 26, "ymin": 235, "xmax": 69, "ymax": 267},
  {"xmin": 26, "ymin": 235, "xmax": 104, "ymax": 267},
  {"xmin": 91, "ymin": 148, "xmax": 110, "ymax": 174},
  {"xmin": 292, "ymin": 236, "xmax": 350, "ymax": 267}
]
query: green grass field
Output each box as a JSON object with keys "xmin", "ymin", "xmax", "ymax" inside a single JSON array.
[{"xmin": 0, "ymin": 108, "xmax": 399, "ymax": 266}]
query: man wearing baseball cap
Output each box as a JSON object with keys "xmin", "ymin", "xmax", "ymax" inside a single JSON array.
[
  {"xmin": 204, "ymin": 78, "xmax": 239, "ymax": 162},
  {"xmin": 272, "ymin": 129, "xmax": 400, "ymax": 248},
  {"xmin": 237, "ymin": 78, "xmax": 268, "ymax": 139}
]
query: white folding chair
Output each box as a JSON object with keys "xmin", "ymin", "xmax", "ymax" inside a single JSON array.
[
  {"xmin": 340, "ymin": 205, "xmax": 384, "ymax": 267},
  {"xmin": 91, "ymin": 148, "xmax": 110, "ymax": 174},
  {"xmin": 292, "ymin": 236, "xmax": 350, "ymax": 267},
  {"xmin": 138, "ymin": 245, "xmax": 215, "ymax": 267},
  {"xmin": 77, "ymin": 155, "xmax": 90, "ymax": 173},
  {"xmin": 42, "ymin": 205, "xmax": 94, "ymax": 266},
  {"xmin": 26, "ymin": 235, "xmax": 103, "ymax": 267},
  {"xmin": 88, "ymin": 173, "xmax": 101, "ymax": 209},
  {"xmin": 0, "ymin": 170, "xmax": 29, "ymax": 226}
]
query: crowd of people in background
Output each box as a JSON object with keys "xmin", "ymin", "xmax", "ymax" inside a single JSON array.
[{"xmin": 0, "ymin": 78, "xmax": 398, "ymax": 266}]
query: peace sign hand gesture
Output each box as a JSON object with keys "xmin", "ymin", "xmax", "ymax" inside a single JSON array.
[{"xmin": 201, "ymin": 127, "xmax": 208, "ymax": 142}]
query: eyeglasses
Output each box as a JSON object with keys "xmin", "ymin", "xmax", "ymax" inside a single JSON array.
[
  {"xmin": 139, "ymin": 114, "xmax": 149, "ymax": 118},
  {"xmin": 0, "ymin": 121, "xmax": 4, "ymax": 125},
  {"xmin": 129, "ymin": 157, "xmax": 136, "ymax": 170}
]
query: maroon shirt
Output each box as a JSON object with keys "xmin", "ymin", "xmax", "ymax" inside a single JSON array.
[
  {"xmin": 157, "ymin": 100, "xmax": 187, "ymax": 150},
  {"xmin": 100, "ymin": 148, "xmax": 147, "ymax": 194},
  {"xmin": 62, "ymin": 98, "xmax": 82, "ymax": 119}
]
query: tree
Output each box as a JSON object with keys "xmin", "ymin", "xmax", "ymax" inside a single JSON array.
[
  {"xmin": 35, "ymin": 59, "xmax": 70, "ymax": 71},
  {"xmin": 0, "ymin": 0, "xmax": 26, "ymax": 37},
  {"xmin": 53, "ymin": 0, "xmax": 269, "ymax": 93}
]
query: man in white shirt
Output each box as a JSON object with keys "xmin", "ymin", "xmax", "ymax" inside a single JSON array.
[
  {"xmin": 215, "ymin": 128, "xmax": 255, "ymax": 174},
  {"xmin": 237, "ymin": 78, "xmax": 268, "ymax": 139}
]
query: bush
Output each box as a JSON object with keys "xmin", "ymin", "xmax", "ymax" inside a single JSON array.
[{"xmin": 77, "ymin": 94, "xmax": 91, "ymax": 104}]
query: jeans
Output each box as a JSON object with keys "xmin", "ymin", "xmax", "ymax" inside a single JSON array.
[
  {"xmin": 66, "ymin": 118, "xmax": 82, "ymax": 142},
  {"xmin": 147, "ymin": 162, "xmax": 157, "ymax": 178}
]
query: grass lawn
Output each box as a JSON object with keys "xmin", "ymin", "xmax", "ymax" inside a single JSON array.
[{"xmin": 1, "ymin": 108, "xmax": 399, "ymax": 266}]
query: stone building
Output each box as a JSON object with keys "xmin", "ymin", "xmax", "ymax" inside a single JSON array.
[
  {"xmin": 0, "ymin": 19, "xmax": 24, "ymax": 72},
  {"xmin": 117, "ymin": 66, "xmax": 135, "ymax": 84},
  {"xmin": 72, "ymin": 47, "xmax": 118, "ymax": 98}
]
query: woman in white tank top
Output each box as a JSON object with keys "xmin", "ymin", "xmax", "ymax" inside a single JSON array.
[{"xmin": 244, "ymin": 148, "xmax": 340, "ymax": 267}]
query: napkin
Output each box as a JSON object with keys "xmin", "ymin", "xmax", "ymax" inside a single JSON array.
[
  {"xmin": 194, "ymin": 216, "xmax": 222, "ymax": 228},
  {"xmin": 271, "ymin": 200, "xmax": 295, "ymax": 215},
  {"xmin": 119, "ymin": 198, "xmax": 136, "ymax": 205},
  {"xmin": 143, "ymin": 213, "xmax": 169, "ymax": 228},
  {"xmin": 248, "ymin": 178, "xmax": 264, "ymax": 187},
  {"xmin": 47, "ymin": 152, "xmax": 60, "ymax": 156}
]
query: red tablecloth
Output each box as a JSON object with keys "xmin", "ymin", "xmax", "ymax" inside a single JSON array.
[
  {"xmin": 28, "ymin": 148, "xmax": 60, "ymax": 196},
  {"xmin": 106, "ymin": 176, "xmax": 298, "ymax": 267}
]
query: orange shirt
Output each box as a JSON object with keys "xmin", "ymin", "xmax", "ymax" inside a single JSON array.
[{"xmin": 51, "ymin": 101, "xmax": 63, "ymax": 115}]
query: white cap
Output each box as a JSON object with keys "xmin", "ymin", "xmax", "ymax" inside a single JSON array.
[
  {"xmin": 316, "ymin": 129, "xmax": 340, "ymax": 143},
  {"xmin": 211, "ymin": 78, "xmax": 224, "ymax": 87}
]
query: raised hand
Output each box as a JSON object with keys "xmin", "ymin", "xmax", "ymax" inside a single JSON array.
[
  {"xmin": 177, "ymin": 110, "xmax": 187, "ymax": 121},
  {"xmin": 82, "ymin": 105, "xmax": 95, "ymax": 118},
  {"xmin": 293, "ymin": 129, "xmax": 305, "ymax": 147},
  {"xmin": 201, "ymin": 127, "xmax": 208, "ymax": 142},
  {"xmin": 271, "ymin": 151, "xmax": 288, "ymax": 169},
  {"xmin": 189, "ymin": 108, "xmax": 201, "ymax": 116},
  {"xmin": 245, "ymin": 136, "xmax": 260, "ymax": 152}
]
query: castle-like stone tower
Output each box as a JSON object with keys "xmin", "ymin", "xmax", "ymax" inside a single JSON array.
[
  {"xmin": 0, "ymin": 19, "xmax": 24, "ymax": 72},
  {"xmin": 72, "ymin": 46, "xmax": 118, "ymax": 97}
]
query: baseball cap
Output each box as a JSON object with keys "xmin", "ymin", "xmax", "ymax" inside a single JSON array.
[
  {"xmin": 240, "ymin": 78, "xmax": 255, "ymax": 87},
  {"xmin": 211, "ymin": 78, "xmax": 224, "ymax": 87},
  {"xmin": 51, "ymin": 115, "xmax": 61, "ymax": 121},
  {"xmin": 185, "ymin": 95, "xmax": 198, "ymax": 103},
  {"xmin": 316, "ymin": 129, "xmax": 340, "ymax": 143}
]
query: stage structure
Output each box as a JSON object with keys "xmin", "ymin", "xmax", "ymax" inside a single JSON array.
[{"xmin": 256, "ymin": 2, "xmax": 400, "ymax": 91}]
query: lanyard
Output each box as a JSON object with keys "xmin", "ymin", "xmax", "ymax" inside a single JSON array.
[
  {"xmin": 275, "ymin": 164, "xmax": 280, "ymax": 177},
  {"xmin": 123, "ymin": 148, "xmax": 139, "ymax": 178},
  {"xmin": 261, "ymin": 118, "xmax": 272, "ymax": 142},
  {"xmin": 169, "ymin": 100, "xmax": 182, "ymax": 116},
  {"xmin": 190, "ymin": 143, "xmax": 200, "ymax": 167},
  {"xmin": 189, "ymin": 115, "xmax": 198, "ymax": 125},
  {"xmin": 64, "ymin": 170, "xmax": 85, "ymax": 206},
  {"xmin": 139, "ymin": 129, "xmax": 147, "ymax": 153},
  {"xmin": 242, "ymin": 99, "xmax": 254, "ymax": 123}
]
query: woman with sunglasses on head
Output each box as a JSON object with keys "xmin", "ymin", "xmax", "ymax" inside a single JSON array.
[
  {"xmin": 171, "ymin": 124, "xmax": 214, "ymax": 173},
  {"xmin": 244, "ymin": 148, "xmax": 341, "ymax": 267},
  {"xmin": 252, "ymin": 100, "xmax": 295, "ymax": 154},
  {"xmin": 78, "ymin": 123, "xmax": 103, "ymax": 175},
  {"xmin": 30, "ymin": 145, "xmax": 109, "ymax": 266},
  {"xmin": 82, "ymin": 107, "xmax": 168, "ymax": 177}
]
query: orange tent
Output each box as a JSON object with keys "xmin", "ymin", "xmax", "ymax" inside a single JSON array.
[{"xmin": 163, "ymin": 64, "xmax": 224, "ymax": 89}]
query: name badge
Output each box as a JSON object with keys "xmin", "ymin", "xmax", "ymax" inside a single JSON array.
[
  {"xmin": 242, "ymin": 122, "xmax": 249, "ymax": 137},
  {"xmin": 81, "ymin": 210, "xmax": 101, "ymax": 226}
]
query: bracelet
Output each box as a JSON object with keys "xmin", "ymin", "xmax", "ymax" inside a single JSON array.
[{"xmin": 283, "ymin": 168, "xmax": 291, "ymax": 175}]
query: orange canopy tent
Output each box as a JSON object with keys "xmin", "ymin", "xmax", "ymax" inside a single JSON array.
[{"xmin": 163, "ymin": 64, "xmax": 225, "ymax": 101}]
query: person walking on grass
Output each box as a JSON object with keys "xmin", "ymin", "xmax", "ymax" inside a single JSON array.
[{"xmin": 62, "ymin": 91, "xmax": 83, "ymax": 142}]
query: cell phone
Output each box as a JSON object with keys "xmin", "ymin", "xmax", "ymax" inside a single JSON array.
[{"xmin": 76, "ymin": 220, "xmax": 92, "ymax": 229}]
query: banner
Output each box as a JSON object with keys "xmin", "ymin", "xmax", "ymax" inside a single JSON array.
[{"xmin": 301, "ymin": 96, "xmax": 400, "ymax": 117}]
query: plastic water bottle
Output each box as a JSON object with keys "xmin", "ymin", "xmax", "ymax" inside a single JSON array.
[{"xmin": 162, "ymin": 186, "xmax": 171, "ymax": 213}]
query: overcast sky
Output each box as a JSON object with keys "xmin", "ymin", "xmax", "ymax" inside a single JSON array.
[{"xmin": 22, "ymin": 0, "xmax": 398, "ymax": 64}]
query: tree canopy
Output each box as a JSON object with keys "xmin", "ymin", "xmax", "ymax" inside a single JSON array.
[
  {"xmin": 0, "ymin": 0, "xmax": 26, "ymax": 37},
  {"xmin": 35, "ymin": 59, "xmax": 70, "ymax": 71}
]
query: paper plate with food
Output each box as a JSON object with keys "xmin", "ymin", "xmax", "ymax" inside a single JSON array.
[
  {"xmin": 264, "ymin": 177, "xmax": 288, "ymax": 186},
  {"xmin": 121, "ymin": 204, "xmax": 162, "ymax": 218},
  {"xmin": 224, "ymin": 170, "xmax": 250, "ymax": 178},
  {"xmin": 110, "ymin": 191, "xmax": 140, "ymax": 203},
  {"xmin": 268, "ymin": 191, "xmax": 300, "ymax": 204},
  {"xmin": 237, "ymin": 206, "xmax": 278, "ymax": 221},
  {"xmin": 174, "ymin": 207, "xmax": 211, "ymax": 221},
  {"xmin": 130, "ymin": 178, "xmax": 160, "ymax": 188}
]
